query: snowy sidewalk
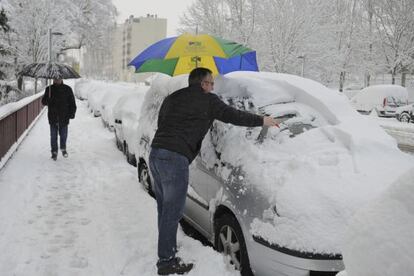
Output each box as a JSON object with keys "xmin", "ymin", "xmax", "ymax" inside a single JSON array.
[{"xmin": 0, "ymin": 100, "xmax": 238, "ymax": 276}]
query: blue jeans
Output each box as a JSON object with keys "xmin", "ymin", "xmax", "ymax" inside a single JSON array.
[
  {"xmin": 50, "ymin": 123, "xmax": 68, "ymax": 152},
  {"xmin": 149, "ymin": 147, "xmax": 189, "ymax": 267}
]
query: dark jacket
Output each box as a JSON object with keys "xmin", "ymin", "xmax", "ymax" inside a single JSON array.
[
  {"xmin": 41, "ymin": 83, "xmax": 76, "ymax": 125},
  {"xmin": 151, "ymin": 85, "xmax": 263, "ymax": 163}
]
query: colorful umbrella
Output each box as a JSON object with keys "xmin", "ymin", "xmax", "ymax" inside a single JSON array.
[{"xmin": 128, "ymin": 33, "xmax": 258, "ymax": 76}]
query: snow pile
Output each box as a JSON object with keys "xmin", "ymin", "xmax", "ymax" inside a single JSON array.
[
  {"xmin": 351, "ymin": 84, "xmax": 408, "ymax": 112},
  {"xmin": 340, "ymin": 167, "xmax": 414, "ymax": 276}
]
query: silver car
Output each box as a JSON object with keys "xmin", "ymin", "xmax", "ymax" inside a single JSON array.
[{"xmin": 135, "ymin": 72, "xmax": 401, "ymax": 275}]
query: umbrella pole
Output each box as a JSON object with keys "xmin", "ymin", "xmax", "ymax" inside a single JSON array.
[{"xmin": 48, "ymin": 79, "xmax": 51, "ymax": 98}]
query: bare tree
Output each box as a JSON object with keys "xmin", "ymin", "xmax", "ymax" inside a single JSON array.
[
  {"xmin": 372, "ymin": 0, "xmax": 414, "ymax": 86},
  {"xmin": 179, "ymin": 0, "xmax": 231, "ymax": 37}
]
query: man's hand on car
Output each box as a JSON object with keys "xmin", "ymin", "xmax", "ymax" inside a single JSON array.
[{"xmin": 263, "ymin": 116, "xmax": 280, "ymax": 127}]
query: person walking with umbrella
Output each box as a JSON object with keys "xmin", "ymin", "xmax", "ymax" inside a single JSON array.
[
  {"xmin": 149, "ymin": 67, "xmax": 279, "ymax": 275},
  {"xmin": 41, "ymin": 78, "xmax": 76, "ymax": 160}
]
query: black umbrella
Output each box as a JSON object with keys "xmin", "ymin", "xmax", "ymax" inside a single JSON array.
[{"xmin": 18, "ymin": 62, "xmax": 81, "ymax": 79}]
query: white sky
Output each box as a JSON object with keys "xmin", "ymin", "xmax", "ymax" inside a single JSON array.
[{"xmin": 111, "ymin": 0, "xmax": 195, "ymax": 36}]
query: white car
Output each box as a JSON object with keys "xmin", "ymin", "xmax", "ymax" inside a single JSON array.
[
  {"xmin": 395, "ymin": 103, "xmax": 414, "ymax": 123},
  {"xmin": 351, "ymin": 84, "xmax": 408, "ymax": 117},
  {"xmin": 135, "ymin": 72, "xmax": 413, "ymax": 276},
  {"xmin": 113, "ymin": 86, "xmax": 148, "ymax": 165}
]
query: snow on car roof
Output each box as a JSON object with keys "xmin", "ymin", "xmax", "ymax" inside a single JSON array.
[{"xmin": 351, "ymin": 84, "xmax": 408, "ymax": 106}]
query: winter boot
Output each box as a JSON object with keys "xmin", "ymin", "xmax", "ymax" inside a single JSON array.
[
  {"xmin": 61, "ymin": 149, "xmax": 68, "ymax": 158},
  {"xmin": 51, "ymin": 151, "xmax": 58, "ymax": 161},
  {"xmin": 157, "ymin": 257, "xmax": 193, "ymax": 275}
]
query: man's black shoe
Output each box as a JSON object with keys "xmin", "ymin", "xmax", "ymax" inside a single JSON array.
[
  {"xmin": 157, "ymin": 257, "xmax": 193, "ymax": 275},
  {"xmin": 61, "ymin": 149, "xmax": 68, "ymax": 158},
  {"xmin": 51, "ymin": 151, "xmax": 58, "ymax": 161}
]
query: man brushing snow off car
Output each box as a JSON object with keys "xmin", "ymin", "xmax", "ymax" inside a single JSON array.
[{"xmin": 149, "ymin": 67, "xmax": 279, "ymax": 275}]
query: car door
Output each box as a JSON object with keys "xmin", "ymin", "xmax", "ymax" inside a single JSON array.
[{"xmin": 184, "ymin": 155, "xmax": 215, "ymax": 237}]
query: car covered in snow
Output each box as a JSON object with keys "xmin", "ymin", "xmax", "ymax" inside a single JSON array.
[
  {"xmin": 135, "ymin": 72, "xmax": 413, "ymax": 276},
  {"xmin": 113, "ymin": 86, "xmax": 148, "ymax": 165},
  {"xmin": 395, "ymin": 103, "xmax": 414, "ymax": 123},
  {"xmin": 350, "ymin": 84, "xmax": 408, "ymax": 117}
]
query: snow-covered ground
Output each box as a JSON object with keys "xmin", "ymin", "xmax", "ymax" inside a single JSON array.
[
  {"xmin": 0, "ymin": 93, "xmax": 238, "ymax": 275},
  {"xmin": 366, "ymin": 115, "xmax": 414, "ymax": 147}
]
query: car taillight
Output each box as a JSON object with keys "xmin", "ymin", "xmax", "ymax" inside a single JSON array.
[{"xmin": 383, "ymin": 97, "xmax": 387, "ymax": 107}]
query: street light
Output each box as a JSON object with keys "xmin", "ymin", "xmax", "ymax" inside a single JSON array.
[
  {"xmin": 297, "ymin": 55, "xmax": 306, "ymax": 77},
  {"xmin": 48, "ymin": 28, "xmax": 63, "ymax": 63}
]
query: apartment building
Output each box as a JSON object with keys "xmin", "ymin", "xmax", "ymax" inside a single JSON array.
[{"xmin": 113, "ymin": 14, "xmax": 167, "ymax": 82}]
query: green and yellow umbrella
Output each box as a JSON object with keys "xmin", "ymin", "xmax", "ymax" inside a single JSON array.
[{"xmin": 128, "ymin": 33, "xmax": 258, "ymax": 76}]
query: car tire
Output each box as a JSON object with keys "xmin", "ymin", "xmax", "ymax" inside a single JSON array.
[
  {"xmin": 215, "ymin": 213, "xmax": 253, "ymax": 276},
  {"xmin": 399, "ymin": 113, "xmax": 411, "ymax": 123},
  {"xmin": 138, "ymin": 162, "xmax": 154, "ymax": 197}
]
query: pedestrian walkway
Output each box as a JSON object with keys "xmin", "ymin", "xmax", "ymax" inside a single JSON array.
[{"xmin": 0, "ymin": 99, "xmax": 237, "ymax": 276}]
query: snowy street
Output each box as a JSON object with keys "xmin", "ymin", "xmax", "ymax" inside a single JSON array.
[{"xmin": 0, "ymin": 98, "xmax": 238, "ymax": 276}]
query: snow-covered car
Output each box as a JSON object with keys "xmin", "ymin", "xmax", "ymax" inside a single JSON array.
[
  {"xmin": 350, "ymin": 84, "xmax": 408, "ymax": 117},
  {"xmin": 395, "ymin": 103, "xmax": 414, "ymax": 123},
  {"xmin": 135, "ymin": 72, "xmax": 413, "ymax": 276},
  {"xmin": 100, "ymin": 87, "xmax": 136, "ymax": 131},
  {"xmin": 113, "ymin": 86, "xmax": 148, "ymax": 165},
  {"xmin": 73, "ymin": 79, "xmax": 90, "ymax": 100},
  {"xmin": 87, "ymin": 85, "xmax": 108, "ymax": 117}
]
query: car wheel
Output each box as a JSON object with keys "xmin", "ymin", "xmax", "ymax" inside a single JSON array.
[
  {"xmin": 399, "ymin": 113, "xmax": 411, "ymax": 123},
  {"xmin": 215, "ymin": 213, "xmax": 253, "ymax": 276},
  {"xmin": 138, "ymin": 162, "xmax": 154, "ymax": 197},
  {"xmin": 127, "ymin": 152, "xmax": 137, "ymax": 167}
]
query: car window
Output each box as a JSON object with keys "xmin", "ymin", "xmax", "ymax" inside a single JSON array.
[{"xmin": 210, "ymin": 97, "xmax": 324, "ymax": 150}]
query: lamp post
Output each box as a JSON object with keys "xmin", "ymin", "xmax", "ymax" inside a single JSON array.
[
  {"xmin": 48, "ymin": 28, "xmax": 63, "ymax": 63},
  {"xmin": 46, "ymin": 28, "xmax": 63, "ymax": 96},
  {"xmin": 297, "ymin": 55, "xmax": 306, "ymax": 77}
]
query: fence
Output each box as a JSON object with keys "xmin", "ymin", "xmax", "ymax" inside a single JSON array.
[{"xmin": 0, "ymin": 95, "xmax": 44, "ymax": 163}]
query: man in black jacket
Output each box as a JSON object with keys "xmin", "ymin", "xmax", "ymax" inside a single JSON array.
[
  {"xmin": 149, "ymin": 68, "xmax": 279, "ymax": 275},
  {"xmin": 42, "ymin": 79, "xmax": 76, "ymax": 160}
]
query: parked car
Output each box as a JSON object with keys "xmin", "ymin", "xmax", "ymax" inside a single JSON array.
[
  {"xmin": 350, "ymin": 84, "xmax": 408, "ymax": 117},
  {"xmin": 395, "ymin": 103, "xmax": 414, "ymax": 123},
  {"xmin": 113, "ymin": 86, "xmax": 148, "ymax": 165},
  {"xmin": 100, "ymin": 88, "xmax": 134, "ymax": 131},
  {"xmin": 135, "ymin": 72, "xmax": 412, "ymax": 276}
]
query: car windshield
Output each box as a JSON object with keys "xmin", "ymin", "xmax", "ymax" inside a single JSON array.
[{"xmin": 219, "ymin": 96, "xmax": 326, "ymax": 144}]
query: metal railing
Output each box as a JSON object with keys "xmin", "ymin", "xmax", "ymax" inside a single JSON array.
[{"xmin": 0, "ymin": 95, "xmax": 44, "ymax": 163}]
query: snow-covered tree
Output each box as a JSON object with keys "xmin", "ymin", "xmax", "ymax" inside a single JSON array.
[
  {"xmin": 179, "ymin": 0, "xmax": 232, "ymax": 37},
  {"xmin": 371, "ymin": 0, "xmax": 414, "ymax": 86},
  {"xmin": 0, "ymin": 7, "xmax": 11, "ymax": 79},
  {"xmin": 2, "ymin": 0, "xmax": 116, "ymax": 80}
]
